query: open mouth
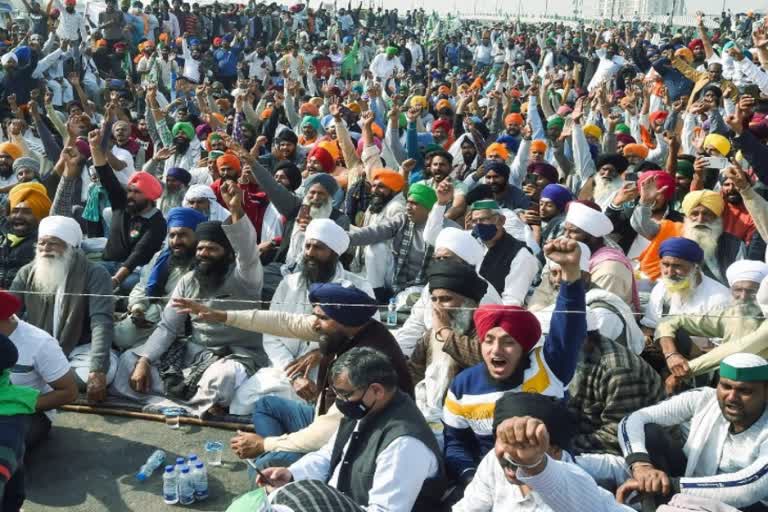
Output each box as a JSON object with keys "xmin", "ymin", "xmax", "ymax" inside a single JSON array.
[{"xmin": 490, "ymin": 357, "xmax": 508, "ymax": 371}]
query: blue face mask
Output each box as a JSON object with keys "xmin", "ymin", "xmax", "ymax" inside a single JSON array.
[{"xmin": 472, "ymin": 223, "xmax": 497, "ymax": 242}]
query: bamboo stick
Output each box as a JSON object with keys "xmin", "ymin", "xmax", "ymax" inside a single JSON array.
[{"xmin": 61, "ymin": 404, "xmax": 254, "ymax": 432}]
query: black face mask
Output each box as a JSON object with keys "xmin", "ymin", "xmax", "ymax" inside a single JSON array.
[{"xmin": 335, "ymin": 386, "xmax": 373, "ymax": 420}]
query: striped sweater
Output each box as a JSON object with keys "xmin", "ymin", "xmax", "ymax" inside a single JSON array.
[{"xmin": 442, "ymin": 280, "xmax": 587, "ymax": 480}]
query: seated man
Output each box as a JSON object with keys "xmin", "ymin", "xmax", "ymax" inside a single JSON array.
[
  {"xmin": 173, "ymin": 282, "xmax": 413, "ymax": 470},
  {"xmin": 408, "ymin": 259, "xmax": 488, "ymax": 409},
  {"xmin": 467, "ymin": 199, "xmax": 539, "ymax": 306},
  {"xmin": 396, "ymin": 226, "xmax": 502, "ymax": 357},
  {"xmin": 454, "ymin": 392, "xmax": 578, "ymax": 511},
  {"xmin": 10, "ymin": 216, "xmax": 115, "ymax": 403},
  {"xmin": 619, "ymin": 353, "xmax": 768, "ymax": 510},
  {"xmin": 262, "ymin": 347, "xmax": 443, "ymax": 511},
  {"xmin": 348, "ymin": 182, "xmax": 453, "ymax": 300},
  {"xmin": 0, "ymin": 290, "xmax": 77, "ymax": 447},
  {"xmin": 641, "ymin": 237, "xmax": 731, "ymax": 373},
  {"xmin": 569, "ymin": 312, "xmax": 665, "ymax": 456},
  {"xmin": 114, "ymin": 207, "xmax": 207, "ymax": 350},
  {"xmin": 537, "ymin": 183, "xmax": 573, "ymax": 248},
  {"xmin": 157, "ymin": 167, "xmax": 191, "ymax": 216},
  {"xmin": 564, "ymin": 201, "xmax": 639, "ymax": 311},
  {"xmin": 660, "ymin": 259, "xmax": 768, "ymax": 390},
  {"xmin": 91, "ymin": 128, "xmax": 167, "ymax": 292},
  {"xmin": 111, "ymin": 181, "xmax": 269, "ymax": 415},
  {"xmin": 183, "ymin": 184, "xmax": 231, "ymax": 221},
  {"xmin": 0, "ymin": 182, "xmax": 51, "ymax": 289},
  {"xmin": 0, "ymin": 332, "xmax": 41, "ymax": 512},
  {"xmin": 443, "ymin": 238, "xmax": 586, "ymax": 489}
]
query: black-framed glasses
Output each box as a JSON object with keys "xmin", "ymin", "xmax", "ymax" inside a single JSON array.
[{"xmin": 331, "ymin": 384, "xmax": 364, "ymax": 401}]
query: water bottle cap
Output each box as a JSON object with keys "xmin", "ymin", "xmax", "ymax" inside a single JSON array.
[
  {"xmin": 195, "ymin": 462, "xmax": 204, "ymax": 469},
  {"xmin": 181, "ymin": 467, "xmax": 190, "ymax": 473},
  {"xmin": 165, "ymin": 466, "xmax": 175, "ymax": 472},
  {"xmin": 136, "ymin": 472, "xmax": 148, "ymax": 482},
  {"xmin": 176, "ymin": 457, "xmax": 185, "ymax": 464},
  {"xmin": 189, "ymin": 454, "xmax": 198, "ymax": 460}
]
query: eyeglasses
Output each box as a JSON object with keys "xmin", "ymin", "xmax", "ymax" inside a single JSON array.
[{"xmin": 331, "ymin": 384, "xmax": 363, "ymax": 401}]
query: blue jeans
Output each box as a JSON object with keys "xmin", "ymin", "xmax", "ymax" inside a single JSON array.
[
  {"xmin": 249, "ymin": 396, "xmax": 315, "ymax": 471},
  {"xmin": 98, "ymin": 260, "xmax": 140, "ymax": 294}
]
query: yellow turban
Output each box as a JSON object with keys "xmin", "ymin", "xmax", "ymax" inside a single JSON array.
[
  {"xmin": 410, "ymin": 95, "xmax": 428, "ymax": 109},
  {"xmin": 317, "ymin": 140, "xmax": 341, "ymax": 162},
  {"xmin": 583, "ymin": 124, "xmax": 603, "ymax": 140},
  {"xmin": 8, "ymin": 182, "xmax": 51, "ymax": 221},
  {"xmin": 703, "ymin": 133, "xmax": 731, "ymax": 156},
  {"xmin": 682, "ymin": 189, "xmax": 725, "ymax": 217},
  {"xmin": 0, "ymin": 142, "xmax": 22, "ymax": 160},
  {"xmin": 435, "ymin": 99, "xmax": 452, "ymax": 112}
]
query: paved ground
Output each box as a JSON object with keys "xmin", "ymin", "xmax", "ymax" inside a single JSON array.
[{"xmin": 24, "ymin": 411, "xmax": 252, "ymax": 511}]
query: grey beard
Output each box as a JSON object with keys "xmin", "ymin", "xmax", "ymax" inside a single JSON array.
[
  {"xmin": 308, "ymin": 199, "xmax": 333, "ymax": 219},
  {"xmin": 683, "ymin": 219, "xmax": 722, "ymax": 260},
  {"xmin": 32, "ymin": 247, "xmax": 74, "ymax": 295}
]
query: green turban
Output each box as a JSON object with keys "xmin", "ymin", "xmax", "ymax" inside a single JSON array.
[
  {"xmin": 545, "ymin": 37, "xmax": 556, "ymax": 46},
  {"xmin": 615, "ymin": 123, "xmax": 631, "ymax": 135},
  {"xmin": 546, "ymin": 116, "xmax": 564, "ymax": 130},
  {"xmin": 301, "ymin": 115, "xmax": 321, "ymax": 133},
  {"xmin": 408, "ymin": 183, "xmax": 437, "ymax": 210},
  {"xmin": 386, "ymin": 46, "xmax": 398, "ymax": 56},
  {"xmin": 172, "ymin": 122, "xmax": 194, "ymax": 140},
  {"xmin": 676, "ymin": 159, "xmax": 694, "ymax": 179}
]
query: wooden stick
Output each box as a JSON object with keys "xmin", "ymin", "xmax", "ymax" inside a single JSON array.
[{"xmin": 61, "ymin": 404, "xmax": 255, "ymax": 432}]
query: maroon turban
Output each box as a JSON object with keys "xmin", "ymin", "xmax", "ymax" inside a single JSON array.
[
  {"xmin": 638, "ymin": 170, "xmax": 676, "ymax": 202},
  {"xmin": 527, "ymin": 162, "xmax": 558, "ymax": 184}
]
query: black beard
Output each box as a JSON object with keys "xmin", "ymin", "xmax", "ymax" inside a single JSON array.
[
  {"xmin": 194, "ymin": 257, "xmax": 230, "ymax": 290},
  {"xmin": 301, "ymin": 254, "xmax": 337, "ymax": 284},
  {"xmin": 318, "ymin": 332, "xmax": 348, "ymax": 356},
  {"xmin": 0, "ymin": 164, "xmax": 11, "ymax": 178},
  {"xmin": 726, "ymin": 194, "xmax": 743, "ymax": 205},
  {"xmin": 489, "ymin": 183, "xmax": 505, "ymax": 194},
  {"xmin": 463, "ymin": 152, "xmax": 476, "ymax": 165},
  {"xmin": 169, "ymin": 248, "xmax": 196, "ymax": 266},
  {"xmin": 174, "ymin": 137, "xmax": 191, "ymax": 154},
  {"xmin": 368, "ymin": 192, "xmax": 393, "ymax": 213}
]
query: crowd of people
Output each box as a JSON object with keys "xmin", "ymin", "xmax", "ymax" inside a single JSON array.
[{"xmin": 0, "ymin": 0, "xmax": 766, "ymax": 510}]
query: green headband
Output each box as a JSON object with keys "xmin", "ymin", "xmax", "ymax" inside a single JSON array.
[
  {"xmin": 676, "ymin": 160, "xmax": 694, "ymax": 179},
  {"xmin": 471, "ymin": 199, "xmax": 500, "ymax": 211},
  {"xmin": 408, "ymin": 183, "xmax": 437, "ymax": 210},
  {"xmin": 720, "ymin": 362, "xmax": 768, "ymax": 382}
]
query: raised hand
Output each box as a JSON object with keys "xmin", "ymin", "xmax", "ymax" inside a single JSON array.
[
  {"xmin": 171, "ymin": 297, "xmax": 227, "ymax": 322},
  {"xmin": 543, "ymin": 237, "xmax": 582, "ymax": 280},
  {"xmin": 495, "ymin": 416, "xmax": 550, "ymax": 469},
  {"xmin": 154, "ymin": 146, "xmax": 176, "ymax": 161}
]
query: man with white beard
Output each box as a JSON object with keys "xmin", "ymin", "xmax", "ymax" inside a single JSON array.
[
  {"xmin": 10, "ymin": 216, "xmax": 116, "ymax": 403},
  {"xmin": 590, "ymin": 153, "xmax": 629, "ymax": 211},
  {"xmin": 641, "ymin": 237, "xmax": 731, "ymax": 373}
]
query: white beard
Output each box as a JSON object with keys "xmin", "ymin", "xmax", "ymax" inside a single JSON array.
[
  {"xmin": 593, "ymin": 177, "xmax": 623, "ymax": 205},
  {"xmin": 683, "ymin": 219, "xmax": 722, "ymax": 261},
  {"xmin": 32, "ymin": 247, "xmax": 73, "ymax": 295},
  {"xmin": 308, "ymin": 199, "xmax": 333, "ymax": 220}
]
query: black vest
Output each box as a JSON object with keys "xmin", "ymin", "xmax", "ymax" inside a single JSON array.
[
  {"xmin": 329, "ymin": 391, "xmax": 445, "ymax": 510},
  {"xmin": 479, "ymin": 232, "xmax": 531, "ymax": 296}
]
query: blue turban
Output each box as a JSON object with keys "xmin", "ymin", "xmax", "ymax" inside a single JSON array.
[
  {"xmin": 223, "ymin": 34, "xmax": 234, "ymax": 43},
  {"xmin": 166, "ymin": 206, "xmax": 206, "ymax": 230},
  {"xmin": 304, "ymin": 172, "xmax": 339, "ymax": 197},
  {"xmin": 189, "ymin": 38, "xmax": 200, "ymax": 47},
  {"xmin": 167, "ymin": 167, "xmax": 192, "ymax": 186},
  {"xmin": 659, "ymin": 237, "xmax": 703, "ymax": 263},
  {"xmin": 540, "ymin": 184, "xmax": 573, "ymax": 212},
  {"xmin": 343, "ymin": 35, "xmax": 354, "ymax": 45},
  {"xmin": 321, "ymin": 115, "xmax": 335, "ymax": 129},
  {"xmin": 146, "ymin": 207, "xmax": 206, "ymax": 297},
  {"xmin": 351, "ymin": 83, "xmax": 364, "ymax": 94},
  {"xmin": 308, "ymin": 283, "xmax": 377, "ymax": 327},
  {"xmin": 496, "ymin": 134, "xmax": 521, "ymax": 156}
]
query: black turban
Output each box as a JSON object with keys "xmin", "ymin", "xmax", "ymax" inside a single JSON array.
[
  {"xmin": 493, "ymin": 392, "xmax": 575, "ymax": 450},
  {"xmin": 427, "ymin": 260, "xmax": 488, "ymax": 303},
  {"xmin": 195, "ymin": 221, "xmax": 233, "ymax": 253}
]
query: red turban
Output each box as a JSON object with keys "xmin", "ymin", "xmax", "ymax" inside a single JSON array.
[
  {"xmin": 638, "ymin": 170, "xmax": 676, "ymax": 202},
  {"xmin": 615, "ymin": 133, "xmax": 636, "ymax": 146},
  {"xmin": 474, "ymin": 305, "xmax": 542, "ymax": 353},
  {"xmin": 216, "ymin": 153, "xmax": 242, "ymax": 173},
  {"xmin": 432, "ymin": 118, "xmax": 452, "ymax": 134},
  {"xmin": 649, "ymin": 111, "xmax": 669, "ymax": 125},
  {"xmin": 688, "ymin": 38, "xmax": 703, "ymax": 51},
  {"xmin": 308, "ymin": 146, "xmax": 334, "ymax": 172},
  {"xmin": 0, "ymin": 290, "xmax": 21, "ymax": 320},
  {"xmin": 127, "ymin": 171, "xmax": 162, "ymax": 201},
  {"xmin": 213, "ymin": 37, "xmax": 223, "ymax": 46}
]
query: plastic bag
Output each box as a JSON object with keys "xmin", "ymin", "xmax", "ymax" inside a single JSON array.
[{"xmin": 229, "ymin": 368, "xmax": 300, "ymax": 416}]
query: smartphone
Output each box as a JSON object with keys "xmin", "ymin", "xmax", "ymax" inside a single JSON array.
[
  {"xmin": 703, "ymin": 156, "xmax": 729, "ymax": 170},
  {"xmin": 298, "ymin": 204, "xmax": 311, "ymax": 219},
  {"xmin": 624, "ymin": 171, "xmax": 638, "ymax": 182}
]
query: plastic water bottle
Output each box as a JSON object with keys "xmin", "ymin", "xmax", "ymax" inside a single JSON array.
[
  {"xmin": 192, "ymin": 462, "xmax": 209, "ymax": 501},
  {"xmin": 188, "ymin": 454, "xmax": 198, "ymax": 465},
  {"xmin": 136, "ymin": 449, "xmax": 166, "ymax": 482},
  {"xmin": 162, "ymin": 465, "xmax": 179, "ymax": 505},
  {"xmin": 175, "ymin": 457, "xmax": 185, "ymax": 476},
  {"xmin": 386, "ymin": 298, "xmax": 397, "ymax": 326},
  {"xmin": 178, "ymin": 466, "xmax": 195, "ymax": 505}
]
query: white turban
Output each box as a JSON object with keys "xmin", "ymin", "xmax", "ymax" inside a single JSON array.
[
  {"xmin": 435, "ymin": 227, "xmax": 485, "ymax": 267},
  {"xmin": 726, "ymin": 260, "xmax": 768, "ymax": 287},
  {"xmin": 757, "ymin": 275, "xmax": 768, "ymax": 316},
  {"xmin": 305, "ymin": 219, "xmax": 349, "ymax": 256},
  {"xmin": 1, "ymin": 53, "xmax": 17, "ymax": 66},
  {"xmin": 38, "ymin": 215, "xmax": 82, "ymax": 248},
  {"xmin": 183, "ymin": 185, "xmax": 230, "ymax": 222},
  {"xmin": 546, "ymin": 240, "xmax": 591, "ymax": 272},
  {"xmin": 565, "ymin": 202, "xmax": 613, "ymax": 238}
]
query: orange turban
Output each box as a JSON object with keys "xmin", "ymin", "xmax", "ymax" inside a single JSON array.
[
  {"xmin": 0, "ymin": 142, "xmax": 22, "ymax": 160},
  {"xmin": 371, "ymin": 123, "xmax": 384, "ymax": 139},
  {"xmin": 530, "ymin": 140, "xmax": 548, "ymax": 153},
  {"xmin": 216, "ymin": 153, "xmax": 242, "ymax": 173},
  {"xmin": 470, "ymin": 77, "xmax": 485, "ymax": 91},
  {"xmin": 299, "ymin": 102, "xmax": 319, "ymax": 117},
  {"xmin": 505, "ymin": 113, "xmax": 524, "ymax": 126},
  {"xmin": 260, "ymin": 108, "xmax": 273, "ymax": 121},
  {"xmin": 317, "ymin": 140, "xmax": 340, "ymax": 161},
  {"xmin": 127, "ymin": 171, "xmax": 163, "ymax": 201},
  {"xmin": 623, "ymin": 143, "xmax": 649, "ymax": 159},
  {"xmin": 435, "ymin": 99, "xmax": 452, "ymax": 112},
  {"xmin": 372, "ymin": 168, "xmax": 405, "ymax": 193},
  {"xmin": 486, "ymin": 142, "xmax": 510, "ymax": 161},
  {"xmin": 8, "ymin": 182, "xmax": 51, "ymax": 221}
]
